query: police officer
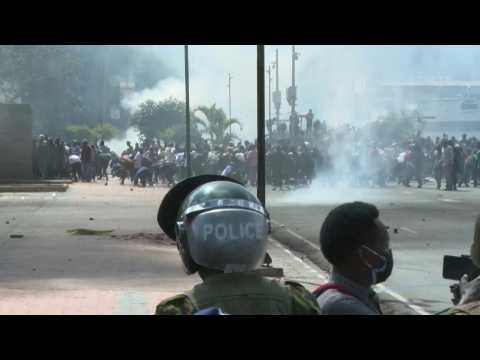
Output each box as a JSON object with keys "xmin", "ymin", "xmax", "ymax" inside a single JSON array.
[{"xmin": 155, "ymin": 175, "xmax": 320, "ymax": 315}]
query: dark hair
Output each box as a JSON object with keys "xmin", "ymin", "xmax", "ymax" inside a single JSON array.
[{"xmin": 320, "ymin": 202, "xmax": 380, "ymax": 266}]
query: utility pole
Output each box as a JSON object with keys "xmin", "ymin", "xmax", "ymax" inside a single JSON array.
[
  {"xmin": 101, "ymin": 47, "xmax": 107, "ymax": 134},
  {"xmin": 257, "ymin": 45, "xmax": 266, "ymax": 207},
  {"xmin": 272, "ymin": 49, "xmax": 281, "ymax": 132},
  {"xmin": 267, "ymin": 65, "xmax": 272, "ymax": 138},
  {"xmin": 184, "ymin": 45, "xmax": 192, "ymax": 178},
  {"xmin": 292, "ymin": 45, "xmax": 296, "ymax": 115},
  {"xmin": 228, "ymin": 73, "xmax": 232, "ymax": 137},
  {"xmin": 287, "ymin": 45, "xmax": 299, "ymax": 136}
]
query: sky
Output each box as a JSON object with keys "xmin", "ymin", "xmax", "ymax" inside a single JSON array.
[{"xmin": 119, "ymin": 45, "xmax": 480, "ymax": 141}]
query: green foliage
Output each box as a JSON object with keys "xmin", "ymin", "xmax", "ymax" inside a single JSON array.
[
  {"xmin": 130, "ymin": 98, "xmax": 204, "ymax": 144},
  {"xmin": 64, "ymin": 123, "xmax": 120, "ymax": 143},
  {"xmin": 194, "ymin": 104, "xmax": 243, "ymax": 145},
  {"xmin": 92, "ymin": 123, "xmax": 120, "ymax": 141},
  {"xmin": 368, "ymin": 111, "xmax": 416, "ymax": 146},
  {"xmin": 64, "ymin": 125, "xmax": 95, "ymax": 143},
  {"xmin": 0, "ymin": 45, "xmax": 172, "ymax": 136}
]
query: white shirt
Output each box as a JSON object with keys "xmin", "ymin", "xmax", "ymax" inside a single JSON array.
[
  {"xmin": 69, "ymin": 154, "xmax": 81, "ymax": 165},
  {"xmin": 222, "ymin": 165, "xmax": 233, "ymax": 176}
]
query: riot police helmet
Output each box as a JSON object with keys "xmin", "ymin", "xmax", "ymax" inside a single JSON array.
[{"xmin": 158, "ymin": 175, "xmax": 269, "ymax": 275}]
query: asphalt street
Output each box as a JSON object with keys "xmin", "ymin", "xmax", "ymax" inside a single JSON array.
[
  {"xmin": 0, "ymin": 180, "xmax": 328, "ymax": 314},
  {"xmin": 267, "ymin": 180, "xmax": 480, "ymax": 314},
  {"xmin": 2, "ymin": 177, "xmax": 474, "ymax": 314},
  {"xmin": 0, "ymin": 183, "xmax": 201, "ymax": 314}
]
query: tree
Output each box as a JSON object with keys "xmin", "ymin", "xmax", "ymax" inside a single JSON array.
[
  {"xmin": 0, "ymin": 45, "xmax": 85, "ymax": 134},
  {"xmin": 368, "ymin": 111, "xmax": 416, "ymax": 146},
  {"xmin": 92, "ymin": 123, "xmax": 121, "ymax": 141},
  {"xmin": 194, "ymin": 104, "xmax": 242, "ymax": 145},
  {"xmin": 129, "ymin": 98, "xmax": 204, "ymax": 144},
  {"xmin": 64, "ymin": 123, "xmax": 120, "ymax": 143},
  {"xmin": 64, "ymin": 125, "xmax": 96, "ymax": 143},
  {"xmin": 0, "ymin": 45, "xmax": 174, "ymax": 136}
]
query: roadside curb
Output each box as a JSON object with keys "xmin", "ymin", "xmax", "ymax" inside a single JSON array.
[
  {"xmin": 270, "ymin": 220, "xmax": 331, "ymax": 272},
  {"xmin": 0, "ymin": 184, "xmax": 69, "ymax": 192},
  {"xmin": 269, "ymin": 220, "xmax": 429, "ymax": 315}
]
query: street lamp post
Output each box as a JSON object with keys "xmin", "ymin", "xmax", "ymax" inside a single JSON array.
[
  {"xmin": 185, "ymin": 45, "xmax": 192, "ymax": 178},
  {"xmin": 257, "ymin": 45, "xmax": 266, "ymax": 207},
  {"xmin": 267, "ymin": 65, "xmax": 272, "ymax": 138},
  {"xmin": 228, "ymin": 73, "xmax": 232, "ymax": 138}
]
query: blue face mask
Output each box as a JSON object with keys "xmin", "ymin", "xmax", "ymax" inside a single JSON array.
[{"xmin": 359, "ymin": 245, "xmax": 394, "ymax": 284}]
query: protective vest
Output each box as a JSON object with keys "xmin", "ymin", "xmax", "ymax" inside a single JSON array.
[
  {"xmin": 446, "ymin": 301, "xmax": 480, "ymax": 315},
  {"xmin": 185, "ymin": 273, "xmax": 296, "ymax": 315}
]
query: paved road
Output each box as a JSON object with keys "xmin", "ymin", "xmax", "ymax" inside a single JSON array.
[
  {"xmin": 0, "ymin": 182, "xmax": 201, "ymax": 314},
  {"xmin": 267, "ymin": 181, "xmax": 480, "ymax": 314},
  {"xmin": 0, "ymin": 180, "xmax": 329, "ymax": 314}
]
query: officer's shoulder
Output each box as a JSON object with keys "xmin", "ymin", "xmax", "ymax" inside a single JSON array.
[
  {"xmin": 281, "ymin": 279, "xmax": 317, "ymax": 299},
  {"xmin": 155, "ymin": 294, "xmax": 197, "ymax": 315},
  {"xmin": 282, "ymin": 279, "xmax": 321, "ymax": 314},
  {"xmin": 447, "ymin": 301, "xmax": 480, "ymax": 315},
  {"xmin": 282, "ymin": 279, "xmax": 310, "ymax": 292}
]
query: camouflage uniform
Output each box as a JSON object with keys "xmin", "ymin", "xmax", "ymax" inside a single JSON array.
[
  {"xmin": 155, "ymin": 273, "xmax": 320, "ymax": 315},
  {"xmin": 473, "ymin": 216, "xmax": 480, "ymax": 268},
  {"xmin": 443, "ymin": 301, "xmax": 480, "ymax": 315}
]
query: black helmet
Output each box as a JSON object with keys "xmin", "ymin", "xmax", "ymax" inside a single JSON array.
[{"xmin": 158, "ymin": 175, "xmax": 269, "ymax": 275}]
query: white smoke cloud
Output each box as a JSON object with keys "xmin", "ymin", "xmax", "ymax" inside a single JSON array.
[
  {"xmin": 118, "ymin": 45, "xmax": 480, "ymax": 144},
  {"xmin": 121, "ymin": 77, "xmax": 186, "ymax": 112},
  {"xmin": 105, "ymin": 127, "xmax": 140, "ymax": 155}
]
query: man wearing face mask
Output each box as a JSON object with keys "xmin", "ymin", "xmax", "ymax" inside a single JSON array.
[{"xmin": 314, "ymin": 202, "xmax": 393, "ymax": 315}]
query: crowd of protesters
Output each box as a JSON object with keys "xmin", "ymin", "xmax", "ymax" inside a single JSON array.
[
  {"xmin": 31, "ymin": 127, "xmax": 480, "ymax": 192},
  {"xmin": 32, "ymin": 135, "xmax": 112, "ymax": 183}
]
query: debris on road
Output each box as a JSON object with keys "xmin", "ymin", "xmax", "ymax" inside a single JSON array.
[
  {"xmin": 67, "ymin": 229, "xmax": 113, "ymax": 236},
  {"xmin": 89, "ymin": 217, "xmax": 94, "ymax": 221},
  {"xmin": 9, "ymin": 234, "xmax": 24, "ymax": 239},
  {"xmin": 5, "ymin": 221, "xmax": 9, "ymax": 224},
  {"xmin": 393, "ymin": 228, "xmax": 398, "ymax": 234},
  {"xmin": 110, "ymin": 232, "xmax": 175, "ymax": 246},
  {"xmin": 422, "ymin": 218, "xmax": 426, "ymax": 222}
]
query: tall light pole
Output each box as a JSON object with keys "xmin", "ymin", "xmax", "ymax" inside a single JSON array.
[
  {"xmin": 101, "ymin": 46, "xmax": 107, "ymax": 135},
  {"xmin": 272, "ymin": 48, "xmax": 281, "ymax": 132},
  {"xmin": 287, "ymin": 45, "xmax": 299, "ymax": 136},
  {"xmin": 267, "ymin": 65, "xmax": 272, "ymax": 138},
  {"xmin": 257, "ymin": 45, "xmax": 266, "ymax": 207},
  {"xmin": 184, "ymin": 45, "xmax": 192, "ymax": 178},
  {"xmin": 228, "ymin": 72, "xmax": 232, "ymax": 137}
]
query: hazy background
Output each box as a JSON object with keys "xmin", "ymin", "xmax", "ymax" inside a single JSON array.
[{"xmin": 119, "ymin": 45, "xmax": 480, "ymax": 142}]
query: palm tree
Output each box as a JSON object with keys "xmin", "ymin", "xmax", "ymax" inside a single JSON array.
[{"xmin": 194, "ymin": 104, "xmax": 243, "ymax": 145}]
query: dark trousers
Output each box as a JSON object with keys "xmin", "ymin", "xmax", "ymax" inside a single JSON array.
[
  {"xmin": 445, "ymin": 165, "xmax": 454, "ymax": 190},
  {"xmin": 473, "ymin": 165, "xmax": 480, "ymax": 187},
  {"xmin": 71, "ymin": 163, "xmax": 82, "ymax": 182},
  {"xmin": 271, "ymin": 169, "xmax": 283, "ymax": 189},
  {"xmin": 434, "ymin": 166, "xmax": 442, "ymax": 190}
]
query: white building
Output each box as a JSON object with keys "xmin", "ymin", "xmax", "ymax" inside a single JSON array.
[{"xmin": 376, "ymin": 81, "xmax": 480, "ymax": 136}]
